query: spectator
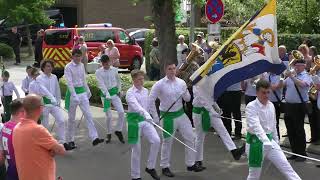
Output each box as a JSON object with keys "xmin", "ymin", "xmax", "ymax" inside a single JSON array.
[
  {"xmin": 78, "ymin": 36, "xmax": 88, "ymax": 73},
  {"xmin": 0, "ymin": 99, "xmax": 24, "ymax": 180},
  {"xmin": 284, "ymin": 59, "xmax": 312, "ymax": 161},
  {"xmin": 176, "ymin": 35, "xmax": 188, "ymax": 68},
  {"xmin": 279, "ymin": 45, "xmax": 289, "ymax": 68},
  {"xmin": 302, "ymin": 38, "xmax": 312, "ymax": 47},
  {"xmin": 242, "ymin": 76, "xmax": 259, "ymax": 105},
  {"xmin": 13, "ymin": 94, "xmax": 66, "ymax": 180},
  {"xmin": 93, "ymin": 44, "xmax": 106, "ymax": 63},
  {"xmin": 105, "ymin": 39, "xmax": 120, "ymax": 67},
  {"xmin": 33, "ymin": 29, "xmax": 44, "ymax": 68},
  {"xmin": 194, "ymin": 32, "xmax": 208, "ymax": 64},
  {"xmin": 309, "ymin": 46, "xmax": 318, "ymax": 67},
  {"xmin": 1, "ymin": 71, "xmax": 20, "ymax": 123},
  {"xmin": 10, "ymin": 27, "xmax": 22, "ymax": 65},
  {"xmin": 298, "ymin": 44, "xmax": 312, "ymax": 71},
  {"xmin": 21, "ymin": 65, "xmax": 33, "ymax": 96},
  {"xmin": 149, "ymin": 38, "xmax": 160, "ymax": 80}
]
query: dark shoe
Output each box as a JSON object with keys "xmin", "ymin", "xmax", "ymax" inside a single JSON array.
[
  {"xmin": 195, "ymin": 161, "xmax": 206, "ymax": 170},
  {"xmin": 63, "ymin": 143, "xmax": 75, "ymax": 151},
  {"xmin": 287, "ymin": 155, "xmax": 297, "ymax": 160},
  {"xmin": 282, "ymin": 134, "xmax": 288, "ymax": 137},
  {"xmin": 295, "ymin": 157, "xmax": 307, "ymax": 162},
  {"xmin": 132, "ymin": 178, "xmax": 141, "ymax": 180},
  {"xmin": 316, "ymin": 165, "xmax": 320, "ymax": 168},
  {"xmin": 115, "ymin": 131, "xmax": 125, "ymax": 144},
  {"xmin": 105, "ymin": 134, "xmax": 111, "ymax": 144},
  {"xmin": 231, "ymin": 143, "xmax": 245, "ymax": 160},
  {"xmin": 92, "ymin": 138, "xmax": 104, "ymax": 146},
  {"xmin": 232, "ymin": 134, "xmax": 242, "ymax": 140},
  {"xmin": 187, "ymin": 163, "xmax": 205, "ymax": 172},
  {"xmin": 162, "ymin": 167, "xmax": 175, "ymax": 177},
  {"xmin": 145, "ymin": 168, "xmax": 160, "ymax": 180},
  {"xmin": 13, "ymin": 63, "xmax": 20, "ymax": 65},
  {"xmin": 68, "ymin": 141, "xmax": 77, "ymax": 149}
]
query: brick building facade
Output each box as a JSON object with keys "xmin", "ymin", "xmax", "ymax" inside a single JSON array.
[{"xmin": 54, "ymin": 0, "xmax": 153, "ymax": 28}]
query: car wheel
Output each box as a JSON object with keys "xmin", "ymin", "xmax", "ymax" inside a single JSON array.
[{"xmin": 130, "ymin": 58, "xmax": 141, "ymax": 70}]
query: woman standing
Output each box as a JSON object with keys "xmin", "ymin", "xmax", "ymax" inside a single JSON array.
[
  {"xmin": 78, "ymin": 36, "xmax": 88, "ymax": 73},
  {"xmin": 105, "ymin": 40, "xmax": 120, "ymax": 67}
]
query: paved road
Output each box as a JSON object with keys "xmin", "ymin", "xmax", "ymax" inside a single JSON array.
[{"xmin": 3, "ymin": 60, "xmax": 320, "ymax": 180}]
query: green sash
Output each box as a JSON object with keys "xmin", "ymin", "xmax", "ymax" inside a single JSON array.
[
  {"xmin": 192, "ymin": 107, "xmax": 211, "ymax": 132},
  {"xmin": 43, "ymin": 96, "xmax": 52, "ymax": 105},
  {"xmin": 246, "ymin": 132, "xmax": 273, "ymax": 167},
  {"xmin": 65, "ymin": 86, "xmax": 86, "ymax": 111},
  {"xmin": 99, "ymin": 87, "xmax": 119, "ymax": 112},
  {"xmin": 126, "ymin": 112, "xmax": 144, "ymax": 144},
  {"xmin": 160, "ymin": 108, "xmax": 185, "ymax": 139}
]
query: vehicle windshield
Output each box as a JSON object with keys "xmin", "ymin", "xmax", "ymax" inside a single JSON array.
[
  {"xmin": 78, "ymin": 29, "xmax": 115, "ymax": 42},
  {"xmin": 44, "ymin": 29, "xmax": 72, "ymax": 45}
]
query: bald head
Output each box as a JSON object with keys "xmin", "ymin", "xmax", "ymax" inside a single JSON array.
[{"xmin": 23, "ymin": 94, "xmax": 43, "ymax": 117}]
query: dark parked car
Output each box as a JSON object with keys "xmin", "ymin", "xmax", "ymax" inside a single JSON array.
[{"xmin": 127, "ymin": 28, "xmax": 150, "ymax": 54}]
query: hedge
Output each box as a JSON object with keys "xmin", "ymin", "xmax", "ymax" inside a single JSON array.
[
  {"xmin": 0, "ymin": 43, "xmax": 14, "ymax": 59},
  {"xmin": 278, "ymin": 34, "xmax": 320, "ymax": 51},
  {"xmin": 59, "ymin": 73, "xmax": 156, "ymax": 106}
]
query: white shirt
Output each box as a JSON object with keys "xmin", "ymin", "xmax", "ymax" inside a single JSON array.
[
  {"xmin": 244, "ymin": 78, "xmax": 258, "ymax": 96},
  {"xmin": 95, "ymin": 67, "xmax": 121, "ymax": 97},
  {"xmin": 37, "ymin": 73, "xmax": 61, "ymax": 104},
  {"xmin": 0, "ymin": 81, "xmax": 20, "ymax": 98},
  {"xmin": 192, "ymin": 85, "xmax": 213, "ymax": 109},
  {"xmin": 126, "ymin": 86, "xmax": 158, "ymax": 122},
  {"xmin": 21, "ymin": 76, "xmax": 32, "ymax": 93},
  {"xmin": 149, "ymin": 76, "xmax": 190, "ymax": 117},
  {"xmin": 246, "ymin": 98, "xmax": 279, "ymax": 144},
  {"xmin": 64, "ymin": 61, "xmax": 90, "ymax": 96},
  {"xmin": 29, "ymin": 79, "xmax": 56, "ymax": 104}
]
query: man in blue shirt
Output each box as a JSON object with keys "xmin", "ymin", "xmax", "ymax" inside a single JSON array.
[{"xmin": 284, "ymin": 59, "xmax": 312, "ymax": 162}]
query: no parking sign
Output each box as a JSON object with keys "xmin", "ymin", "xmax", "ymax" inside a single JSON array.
[{"xmin": 205, "ymin": 0, "xmax": 224, "ymax": 24}]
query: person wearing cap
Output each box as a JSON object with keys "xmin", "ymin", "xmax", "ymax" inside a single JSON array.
[
  {"xmin": 283, "ymin": 58, "xmax": 312, "ymax": 162},
  {"xmin": 176, "ymin": 35, "xmax": 188, "ymax": 68},
  {"xmin": 64, "ymin": 49, "xmax": 104, "ymax": 148},
  {"xmin": 194, "ymin": 32, "xmax": 208, "ymax": 64},
  {"xmin": 95, "ymin": 55, "xmax": 125, "ymax": 144}
]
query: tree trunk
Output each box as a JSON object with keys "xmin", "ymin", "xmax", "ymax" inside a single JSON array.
[
  {"xmin": 153, "ymin": 0, "xmax": 177, "ymax": 77},
  {"xmin": 25, "ymin": 25, "xmax": 34, "ymax": 57}
]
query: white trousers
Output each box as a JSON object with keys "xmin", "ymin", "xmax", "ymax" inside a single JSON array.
[
  {"xmin": 42, "ymin": 105, "xmax": 66, "ymax": 143},
  {"xmin": 102, "ymin": 95, "xmax": 125, "ymax": 134},
  {"xmin": 193, "ymin": 113, "xmax": 236, "ymax": 161},
  {"xmin": 246, "ymin": 140, "xmax": 301, "ymax": 180},
  {"xmin": 66, "ymin": 93, "xmax": 99, "ymax": 142},
  {"xmin": 131, "ymin": 121, "xmax": 160, "ymax": 179},
  {"xmin": 160, "ymin": 113, "xmax": 196, "ymax": 168}
]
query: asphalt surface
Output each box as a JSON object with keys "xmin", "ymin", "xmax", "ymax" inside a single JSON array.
[{"xmin": 2, "ymin": 59, "xmax": 320, "ymax": 180}]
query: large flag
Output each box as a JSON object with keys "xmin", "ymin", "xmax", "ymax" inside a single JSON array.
[{"xmin": 190, "ymin": 0, "xmax": 285, "ymax": 100}]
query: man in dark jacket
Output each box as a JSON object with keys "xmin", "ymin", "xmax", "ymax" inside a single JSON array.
[
  {"xmin": 33, "ymin": 29, "xmax": 44, "ymax": 67},
  {"xmin": 10, "ymin": 27, "xmax": 22, "ymax": 65}
]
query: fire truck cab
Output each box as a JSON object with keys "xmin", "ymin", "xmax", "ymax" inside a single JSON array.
[{"xmin": 42, "ymin": 26, "xmax": 143, "ymax": 77}]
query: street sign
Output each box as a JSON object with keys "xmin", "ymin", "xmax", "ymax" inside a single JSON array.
[{"xmin": 205, "ymin": 0, "xmax": 224, "ymax": 24}]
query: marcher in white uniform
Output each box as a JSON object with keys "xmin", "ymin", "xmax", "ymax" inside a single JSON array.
[
  {"xmin": 126, "ymin": 70, "xmax": 160, "ymax": 180},
  {"xmin": 149, "ymin": 63, "xmax": 204, "ymax": 178},
  {"xmin": 37, "ymin": 60, "xmax": 73, "ymax": 150},
  {"xmin": 192, "ymin": 85, "xmax": 245, "ymax": 169},
  {"xmin": 64, "ymin": 49, "xmax": 104, "ymax": 148},
  {"xmin": 245, "ymin": 79, "xmax": 301, "ymax": 180},
  {"xmin": 21, "ymin": 65, "xmax": 33, "ymax": 96},
  {"xmin": 95, "ymin": 55, "xmax": 125, "ymax": 144}
]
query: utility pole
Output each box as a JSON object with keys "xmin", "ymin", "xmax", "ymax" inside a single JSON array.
[{"xmin": 189, "ymin": 0, "xmax": 195, "ymax": 45}]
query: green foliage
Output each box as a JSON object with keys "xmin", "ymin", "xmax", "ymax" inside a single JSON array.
[
  {"xmin": 278, "ymin": 34, "xmax": 320, "ymax": 51},
  {"xmin": 0, "ymin": 43, "xmax": 14, "ymax": 59},
  {"xmin": 59, "ymin": 74, "xmax": 156, "ymax": 105},
  {"xmin": 223, "ymin": 0, "xmax": 320, "ymax": 34},
  {"xmin": 0, "ymin": 0, "xmax": 55, "ymax": 25}
]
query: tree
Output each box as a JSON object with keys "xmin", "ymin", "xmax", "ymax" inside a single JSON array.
[
  {"xmin": 132, "ymin": 0, "xmax": 204, "ymax": 76},
  {"xmin": 0, "ymin": 0, "xmax": 55, "ymax": 56}
]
